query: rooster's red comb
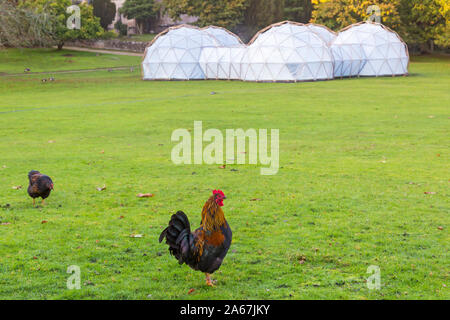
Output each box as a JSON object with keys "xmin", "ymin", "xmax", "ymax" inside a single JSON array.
[{"xmin": 213, "ymin": 189, "xmax": 225, "ymax": 197}]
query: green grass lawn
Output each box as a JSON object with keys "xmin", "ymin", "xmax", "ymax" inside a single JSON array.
[
  {"xmin": 0, "ymin": 49, "xmax": 448, "ymax": 300},
  {"xmin": 118, "ymin": 34, "xmax": 157, "ymax": 43},
  {"xmin": 0, "ymin": 48, "xmax": 140, "ymax": 74}
]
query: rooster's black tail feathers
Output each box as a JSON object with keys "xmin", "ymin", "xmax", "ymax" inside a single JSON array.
[{"xmin": 159, "ymin": 211, "xmax": 196, "ymax": 264}]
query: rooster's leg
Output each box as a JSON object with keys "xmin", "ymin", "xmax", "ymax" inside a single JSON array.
[
  {"xmin": 205, "ymin": 273, "xmax": 215, "ymax": 287},
  {"xmin": 33, "ymin": 198, "xmax": 35, "ymax": 206},
  {"xmin": 41, "ymin": 199, "xmax": 45, "ymax": 206}
]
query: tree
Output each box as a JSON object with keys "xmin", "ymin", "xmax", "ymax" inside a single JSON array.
[
  {"xmin": 93, "ymin": 0, "xmax": 116, "ymax": 30},
  {"xmin": 283, "ymin": 0, "xmax": 312, "ymax": 23},
  {"xmin": 435, "ymin": 0, "xmax": 449, "ymax": 48},
  {"xmin": 397, "ymin": 0, "xmax": 448, "ymax": 52},
  {"xmin": 311, "ymin": 0, "xmax": 449, "ymax": 51},
  {"xmin": 311, "ymin": 0, "xmax": 401, "ymax": 31},
  {"xmin": 120, "ymin": 0, "xmax": 159, "ymax": 34},
  {"xmin": 0, "ymin": 0, "xmax": 54, "ymax": 48},
  {"xmin": 163, "ymin": 0, "xmax": 247, "ymax": 29},
  {"xmin": 242, "ymin": 0, "xmax": 284, "ymax": 38},
  {"xmin": 20, "ymin": 0, "xmax": 104, "ymax": 49}
]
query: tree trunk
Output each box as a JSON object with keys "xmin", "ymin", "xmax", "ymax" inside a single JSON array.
[{"xmin": 57, "ymin": 41, "xmax": 64, "ymax": 50}]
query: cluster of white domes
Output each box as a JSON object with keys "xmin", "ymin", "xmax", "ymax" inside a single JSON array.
[{"xmin": 142, "ymin": 21, "xmax": 409, "ymax": 82}]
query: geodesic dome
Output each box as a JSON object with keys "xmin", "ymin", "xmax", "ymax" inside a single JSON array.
[
  {"xmin": 199, "ymin": 47, "xmax": 246, "ymax": 80},
  {"xmin": 306, "ymin": 23, "xmax": 337, "ymax": 46},
  {"xmin": 335, "ymin": 22, "xmax": 409, "ymax": 77},
  {"xmin": 331, "ymin": 42, "xmax": 367, "ymax": 78},
  {"xmin": 202, "ymin": 26, "xmax": 244, "ymax": 47},
  {"xmin": 142, "ymin": 25, "xmax": 219, "ymax": 80},
  {"xmin": 199, "ymin": 26, "xmax": 245, "ymax": 80},
  {"xmin": 241, "ymin": 21, "xmax": 334, "ymax": 82}
]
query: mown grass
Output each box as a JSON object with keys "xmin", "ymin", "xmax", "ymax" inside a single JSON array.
[
  {"xmin": 118, "ymin": 34, "xmax": 157, "ymax": 43},
  {"xmin": 0, "ymin": 48, "xmax": 140, "ymax": 74},
  {"xmin": 0, "ymin": 49, "xmax": 448, "ymax": 300}
]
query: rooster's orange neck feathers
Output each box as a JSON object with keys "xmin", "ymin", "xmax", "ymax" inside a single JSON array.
[{"xmin": 201, "ymin": 196, "xmax": 226, "ymax": 232}]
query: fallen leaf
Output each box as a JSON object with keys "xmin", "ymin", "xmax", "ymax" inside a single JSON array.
[
  {"xmin": 219, "ymin": 165, "xmax": 226, "ymax": 169},
  {"xmin": 41, "ymin": 220, "xmax": 48, "ymax": 224},
  {"xmin": 119, "ymin": 216, "xmax": 125, "ymax": 219},
  {"xmin": 12, "ymin": 185, "xmax": 22, "ymax": 190},
  {"xmin": 424, "ymin": 192, "xmax": 436, "ymax": 195},
  {"xmin": 438, "ymin": 226, "xmax": 444, "ymax": 230},
  {"xmin": 188, "ymin": 288, "xmax": 195, "ymax": 294},
  {"xmin": 137, "ymin": 193, "xmax": 154, "ymax": 198},
  {"xmin": 48, "ymin": 140, "xmax": 55, "ymax": 143},
  {"xmin": 100, "ymin": 150, "xmax": 105, "ymax": 154},
  {"xmin": 130, "ymin": 234, "xmax": 143, "ymax": 238},
  {"xmin": 250, "ymin": 198, "xmax": 262, "ymax": 201},
  {"xmin": 96, "ymin": 185, "xmax": 106, "ymax": 191},
  {"xmin": 1, "ymin": 222, "xmax": 11, "ymax": 226}
]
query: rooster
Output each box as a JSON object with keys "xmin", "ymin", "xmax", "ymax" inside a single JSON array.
[
  {"xmin": 27, "ymin": 170, "xmax": 54, "ymax": 206},
  {"xmin": 159, "ymin": 190, "xmax": 232, "ymax": 287}
]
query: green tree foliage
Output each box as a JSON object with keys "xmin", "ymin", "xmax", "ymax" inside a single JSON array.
[
  {"xmin": 311, "ymin": 0, "xmax": 401, "ymax": 31},
  {"xmin": 283, "ymin": 0, "xmax": 312, "ymax": 23},
  {"xmin": 163, "ymin": 0, "xmax": 247, "ymax": 29},
  {"xmin": 120, "ymin": 0, "xmax": 159, "ymax": 34},
  {"xmin": 397, "ymin": 0, "xmax": 449, "ymax": 51},
  {"xmin": 114, "ymin": 19, "xmax": 128, "ymax": 36},
  {"xmin": 435, "ymin": 0, "xmax": 449, "ymax": 48},
  {"xmin": 93, "ymin": 0, "xmax": 116, "ymax": 30},
  {"xmin": 243, "ymin": 0, "xmax": 284, "ymax": 30},
  {"xmin": 20, "ymin": 0, "xmax": 104, "ymax": 49},
  {"xmin": 0, "ymin": 0, "xmax": 54, "ymax": 48},
  {"xmin": 311, "ymin": 0, "xmax": 449, "ymax": 50}
]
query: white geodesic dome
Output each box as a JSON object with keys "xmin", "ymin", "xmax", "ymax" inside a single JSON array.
[
  {"xmin": 199, "ymin": 26, "xmax": 245, "ymax": 80},
  {"xmin": 241, "ymin": 21, "xmax": 334, "ymax": 82},
  {"xmin": 202, "ymin": 26, "xmax": 244, "ymax": 47},
  {"xmin": 199, "ymin": 47, "xmax": 246, "ymax": 80},
  {"xmin": 306, "ymin": 23, "xmax": 337, "ymax": 46},
  {"xmin": 331, "ymin": 42, "xmax": 366, "ymax": 78},
  {"xmin": 142, "ymin": 25, "xmax": 219, "ymax": 80},
  {"xmin": 335, "ymin": 22, "xmax": 409, "ymax": 77}
]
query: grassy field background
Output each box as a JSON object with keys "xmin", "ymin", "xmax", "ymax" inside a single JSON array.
[
  {"xmin": 0, "ymin": 48, "xmax": 140, "ymax": 74},
  {"xmin": 0, "ymin": 49, "xmax": 448, "ymax": 300}
]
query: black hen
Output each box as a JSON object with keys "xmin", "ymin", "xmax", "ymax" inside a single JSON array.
[{"xmin": 27, "ymin": 170, "xmax": 54, "ymax": 206}]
